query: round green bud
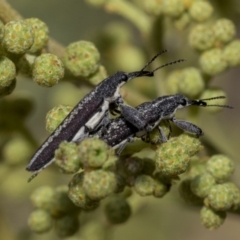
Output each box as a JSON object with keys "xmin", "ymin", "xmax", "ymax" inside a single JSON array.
[
  {"xmin": 206, "ymin": 155, "xmax": 234, "ymax": 183},
  {"xmin": 227, "ymin": 183, "xmax": 240, "ymax": 210},
  {"xmin": 63, "ymin": 41, "xmax": 100, "ymax": 77},
  {"xmin": 178, "ymin": 67, "xmax": 205, "ymax": 98},
  {"xmin": 134, "ymin": 174, "xmax": 155, "ymax": 196},
  {"xmin": 0, "ymin": 55, "xmax": 16, "ymax": 96},
  {"xmin": 199, "ymin": 48, "xmax": 227, "ymax": 75},
  {"xmin": 30, "ymin": 185, "xmax": 55, "ymax": 209},
  {"xmin": 153, "ymin": 178, "xmax": 170, "ymax": 198},
  {"xmin": 68, "ymin": 172, "xmax": 100, "ymax": 210},
  {"xmin": 200, "ymin": 206, "xmax": 226, "ymax": 230},
  {"xmin": 54, "ymin": 214, "xmax": 80, "ymax": 238},
  {"xmin": 104, "ymin": 196, "xmax": 131, "ymax": 224},
  {"xmin": 32, "ymin": 53, "xmax": 64, "ymax": 87},
  {"xmin": 55, "ymin": 142, "xmax": 81, "ymax": 174},
  {"xmin": 88, "ymin": 65, "xmax": 107, "ymax": 85},
  {"xmin": 143, "ymin": 0, "xmax": 163, "ymax": 16},
  {"xmin": 213, "ymin": 18, "xmax": 236, "ymax": 44},
  {"xmin": 78, "ymin": 138, "xmax": 109, "ymax": 168},
  {"xmin": 199, "ymin": 88, "xmax": 227, "ymax": 112},
  {"xmin": 223, "ymin": 40, "xmax": 240, "ymax": 67},
  {"xmin": 2, "ymin": 20, "xmax": 34, "ymax": 54},
  {"xmin": 206, "ymin": 183, "xmax": 235, "ymax": 211},
  {"xmin": 189, "ymin": 1, "xmax": 213, "ymax": 22},
  {"xmin": 83, "ymin": 170, "xmax": 117, "ymax": 200},
  {"xmin": 28, "ymin": 210, "xmax": 53, "ymax": 233},
  {"xmin": 190, "ymin": 173, "xmax": 216, "ymax": 198},
  {"xmin": 189, "ymin": 24, "xmax": 215, "ymax": 51},
  {"xmin": 45, "ymin": 104, "xmax": 72, "ymax": 133},
  {"xmin": 3, "ymin": 136, "xmax": 34, "ymax": 165},
  {"xmin": 166, "ymin": 70, "xmax": 182, "ymax": 94},
  {"xmin": 155, "ymin": 135, "xmax": 202, "ymax": 176},
  {"xmin": 0, "ymin": 20, "xmax": 4, "ymax": 42},
  {"xmin": 179, "ymin": 179, "xmax": 203, "ymax": 205},
  {"xmin": 25, "ymin": 18, "xmax": 49, "ymax": 53},
  {"xmin": 162, "ymin": 0, "xmax": 185, "ymax": 17}
]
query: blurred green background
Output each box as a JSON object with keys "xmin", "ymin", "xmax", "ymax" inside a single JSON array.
[{"xmin": 1, "ymin": 0, "xmax": 240, "ymax": 240}]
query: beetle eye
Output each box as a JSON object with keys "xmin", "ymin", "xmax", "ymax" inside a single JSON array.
[
  {"xmin": 121, "ymin": 74, "xmax": 128, "ymax": 82},
  {"xmin": 179, "ymin": 98, "xmax": 187, "ymax": 106}
]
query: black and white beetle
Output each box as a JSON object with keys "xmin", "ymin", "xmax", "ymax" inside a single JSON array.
[
  {"xmin": 93, "ymin": 94, "xmax": 233, "ymax": 154},
  {"xmin": 26, "ymin": 50, "xmax": 185, "ymax": 180}
]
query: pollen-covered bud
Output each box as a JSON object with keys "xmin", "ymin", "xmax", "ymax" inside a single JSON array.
[
  {"xmin": 153, "ymin": 177, "xmax": 170, "ymax": 198},
  {"xmin": 0, "ymin": 55, "xmax": 16, "ymax": 96},
  {"xmin": 78, "ymin": 138, "xmax": 110, "ymax": 169},
  {"xmin": 2, "ymin": 20, "xmax": 34, "ymax": 54},
  {"xmin": 189, "ymin": 1, "xmax": 213, "ymax": 22},
  {"xmin": 206, "ymin": 154, "xmax": 234, "ymax": 183},
  {"xmin": 32, "ymin": 53, "xmax": 64, "ymax": 87},
  {"xmin": 28, "ymin": 209, "xmax": 53, "ymax": 233},
  {"xmin": 199, "ymin": 88, "xmax": 227, "ymax": 112},
  {"xmin": 134, "ymin": 174, "xmax": 155, "ymax": 196},
  {"xmin": 206, "ymin": 183, "xmax": 235, "ymax": 211},
  {"xmin": 162, "ymin": 0, "xmax": 185, "ymax": 18},
  {"xmin": 189, "ymin": 24, "xmax": 215, "ymax": 51},
  {"xmin": 213, "ymin": 19, "xmax": 236, "ymax": 44},
  {"xmin": 178, "ymin": 67, "xmax": 204, "ymax": 98},
  {"xmin": 104, "ymin": 196, "xmax": 131, "ymax": 224},
  {"xmin": 166, "ymin": 70, "xmax": 182, "ymax": 94},
  {"xmin": 68, "ymin": 172, "xmax": 100, "ymax": 210},
  {"xmin": 25, "ymin": 18, "xmax": 49, "ymax": 53},
  {"xmin": 179, "ymin": 179, "xmax": 203, "ymax": 205},
  {"xmin": 88, "ymin": 65, "xmax": 107, "ymax": 85},
  {"xmin": 199, "ymin": 48, "xmax": 227, "ymax": 75},
  {"xmin": 155, "ymin": 135, "xmax": 202, "ymax": 176},
  {"xmin": 190, "ymin": 173, "xmax": 216, "ymax": 198},
  {"xmin": 3, "ymin": 136, "xmax": 34, "ymax": 165},
  {"xmin": 45, "ymin": 104, "xmax": 72, "ymax": 133},
  {"xmin": 223, "ymin": 40, "xmax": 240, "ymax": 67},
  {"xmin": 83, "ymin": 169, "xmax": 117, "ymax": 200},
  {"xmin": 55, "ymin": 142, "xmax": 81, "ymax": 174},
  {"xmin": 63, "ymin": 41, "xmax": 100, "ymax": 77},
  {"xmin": 200, "ymin": 206, "xmax": 226, "ymax": 230},
  {"xmin": 54, "ymin": 214, "xmax": 80, "ymax": 238}
]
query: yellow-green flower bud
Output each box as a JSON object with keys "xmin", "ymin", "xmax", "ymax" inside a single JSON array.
[
  {"xmin": 189, "ymin": 1, "xmax": 213, "ymax": 22},
  {"xmin": 162, "ymin": 0, "xmax": 185, "ymax": 17},
  {"xmin": 190, "ymin": 173, "xmax": 216, "ymax": 198},
  {"xmin": 199, "ymin": 88, "xmax": 227, "ymax": 112},
  {"xmin": 153, "ymin": 178, "xmax": 170, "ymax": 198},
  {"xmin": 88, "ymin": 65, "xmax": 107, "ymax": 85},
  {"xmin": 83, "ymin": 169, "xmax": 117, "ymax": 200},
  {"xmin": 179, "ymin": 179, "xmax": 203, "ymax": 205},
  {"xmin": 32, "ymin": 53, "xmax": 64, "ymax": 87},
  {"xmin": 3, "ymin": 136, "xmax": 34, "ymax": 165},
  {"xmin": 206, "ymin": 155, "xmax": 234, "ymax": 183},
  {"xmin": 206, "ymin": 183, "xmax": 235, "ymax": 211},
  {"xmin": 223, "ymin": 40, "xmax": 240, "ymax": 67},
  {"xmin": 55, "ymin": 142, "xmax": 81, "ymax": 174},
  {"xmin": 178, "ymin": 67, "xmax": 204, "ymax": 98},
  {"xmin": 189, "ymin": 24, "xmax": 215, "ymax": 51},
  {"xmin": 104, "ymin": 196, "xmax": 131, "ymax": 224},
  {"xmin": 0, "ymin": 55, "xmax": 16, "ymax": 96},
  {"xmin": 45, "ymin": 104, "xmax": 72, "ymax": 133},
  {"xmin": 68, "ymin": 172, "xmax": 100, "ymax": 210},
  {"xmin": 199, "ymin": 48, "xmax": 227, "ymax": 75},
  {"xmin": 2, "ymin": 20, "xmax": 34, "ymax": 54},
  {"xmin": 200, "ymin": 206, "xmax": 226, "ymax": 230},
  {"xmin": 213, "ymin": 18, "xmax": 236, "ymax": 44},
  {"xmin": 134, "ymin": 174, "xmax": 155, "ymax": 196},
  {"xmin": 63, "ymin": 41, "xmax": 100, "ymax": 77},
  {"xmin": 155, "ymin": 135, "xmax": 202, "ymax": 176},
  {"xmin": 227, "ymin": 183, "xmax": 240, "ymax": 210},
  {"xmin": 166, "ymin": 70, "xmax": 182, "ymax": 94},
  {"xmin": 78, "ymin": 138, "xmax": 110, "ymax": 168},
  {"xmin": 28, "ymin": 210, "xmax": 53, "ymax": 233},
  {"xmin": 54, "ymin": 214, "xmax": 79, "ymax": 238},
  {"xmin": 25, "ymin": 18, "xmax": 49, "ymax": 53}
]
